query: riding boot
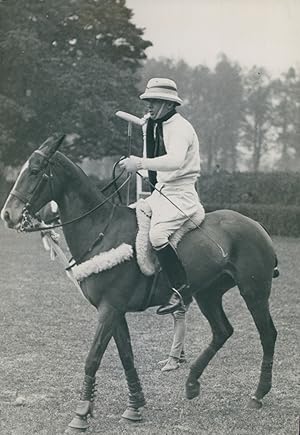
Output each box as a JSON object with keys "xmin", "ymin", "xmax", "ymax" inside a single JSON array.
[{"xmin": 154, "ymin": 243, "xmax": 191, "ymax": 315}]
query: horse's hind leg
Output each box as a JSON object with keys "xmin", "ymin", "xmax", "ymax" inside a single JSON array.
[
  {"xmin": 240, "ymin": 291, "xmax": 277, "ymax": 409},
  {"xmin": 113, "ymin": 315, "xmax": 146, "ymax": 421},
  {"xmin": 186, "ymin": 291, "xmax": 234, "ymax": 400}
]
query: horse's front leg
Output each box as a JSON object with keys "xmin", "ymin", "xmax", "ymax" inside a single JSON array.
[
  {"xmin": 66, "ymin": 299, "xmax": 119, "ymax": 433},
  {"xmin": 113, "ymin": 315, "xmax": 146, "ymax": 421}
]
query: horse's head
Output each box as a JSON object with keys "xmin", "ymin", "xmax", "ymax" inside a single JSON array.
[{"xmin": 1, "ymin": 134, "xmax": 65, "ymax": 230}]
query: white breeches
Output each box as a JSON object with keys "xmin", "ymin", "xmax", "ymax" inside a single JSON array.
[{"xmin": 145, "ymin": 182, "xmax": 205, "ymax": 248}]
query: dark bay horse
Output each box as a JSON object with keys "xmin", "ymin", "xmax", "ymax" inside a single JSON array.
[{"xmin": 1, "ymin": 135, "xmax": 279, "ymax": 432}]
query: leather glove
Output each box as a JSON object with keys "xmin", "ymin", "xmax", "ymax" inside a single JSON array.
[{"xmin": 119, "ymin": 156, "xmax": 143, "ymax": 173}]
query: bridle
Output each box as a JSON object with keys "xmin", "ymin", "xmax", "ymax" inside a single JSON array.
[
  {"xmin": 14, "ymin": 151, "xmax": 131, "ymax": 233},
  {"xmin": 11, "ymin": 150, "xmax": 55, "ymax": 214}
]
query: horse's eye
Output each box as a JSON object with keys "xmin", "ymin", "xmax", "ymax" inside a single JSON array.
[{"xmin": 30, "ymin": 167, "xmax": 40, "ymax": 175}]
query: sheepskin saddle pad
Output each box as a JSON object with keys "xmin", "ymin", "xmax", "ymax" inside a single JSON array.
[
  {"xmin": 72, "ymin": 243, "xmax": 134, "ymax": 282},
  {"xmin": 70, "ymin": 199, "xmax": 204, "ymax": 282},
  {"xmin": 135, "ymin": 199, "xmax": 205, "ymax": 276}
]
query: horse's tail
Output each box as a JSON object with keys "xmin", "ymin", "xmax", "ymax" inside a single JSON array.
[{"xmin": 258, "ymin": 221, "xmax": 280, "ymax": 279}]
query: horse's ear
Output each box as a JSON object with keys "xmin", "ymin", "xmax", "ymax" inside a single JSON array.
[{"xmin": 39, "ymin": 134, "xmax": 66, "ymax": 157}]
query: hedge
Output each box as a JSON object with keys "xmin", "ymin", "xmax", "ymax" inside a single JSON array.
[
  {"xmin": 198, "ymin": 171, "xmax": 300, "ymax": 206},
  {"xmin": 204, "ymin": 203, "xmax": 300, "ymax": 237}
]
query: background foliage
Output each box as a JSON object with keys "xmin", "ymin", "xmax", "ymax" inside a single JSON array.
[
  {"xmin": 199, "ymin": 171, "xmax": 300, "ymax": 206},
  {"xmin": 141, "ymin": 57, "xmax": 300, "ymax": 173},
  {"xmin": 0, "ymin": 0, "xmax": 150, "ymax": 165},
  {"xmin": 1, "ymin": 1, "xmax": 299, "ymax": 172},
  {"xmin": 199, "ymin": 172, "xmax": 300, "ymax": 236}
]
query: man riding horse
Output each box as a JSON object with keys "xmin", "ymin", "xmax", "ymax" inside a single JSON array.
[
  {"xmin": 1, "ymin": 98, "xmax": 279, "ymax": 429},
  {"xmin": 120, "ymin": 78, "xmax": 205, "ymax": 315}
]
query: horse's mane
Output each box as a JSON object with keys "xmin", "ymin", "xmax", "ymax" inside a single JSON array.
[
  {"xmin": 54, "ymin": 151, "xmax": 88, "ymax": 178},
  {"xmin": 54, "ymin": 151, "xmax": 102, "ymax": 198}
]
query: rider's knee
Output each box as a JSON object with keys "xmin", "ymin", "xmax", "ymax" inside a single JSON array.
[{"xmin": 149, "ymin": 227, "xmax": 169, "ymax": 249}]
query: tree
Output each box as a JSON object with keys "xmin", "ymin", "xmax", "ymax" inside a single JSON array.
[
  {"xmin": 241, "ymin": 67, "xmax": 273, "ymax": 172},
  {"xmin": 213, "ymin": 56, "xmax": 243, "ymax": 172},
  {"xmin": 185, "ymin": 56, "xmax": 243, "ymax": 173},
  {"xmin": 0, "ymin": 0, "xmax": 151, "ymax": 166},
  {"xmin": 188, "ymin": 64, "xmax": 217, "ymax": 173},
  {"xmin": 271, "ymin": 68, "xmax": 300, "ymax": 170}
]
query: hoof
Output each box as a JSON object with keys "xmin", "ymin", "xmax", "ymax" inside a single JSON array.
[
  {"xmin": 185, "ymin": 380, "xmax": 200, "ymax": 400},
  {"xmin": 161, "ymin": 357, "xmax": 180, "ymax": 372},
  {"xmin": 64, "ymin": 426, "xmax": 87, "ymax": 434},
  {"xmin": 122, "ymin": 407, "xmax": 143, "ymax": 421},
  {"xmin": 67, "ymin": 415, "xmax": 89, "ymax": 431},
  {"xmin": 248, "ymin": 396, "xmax": 263, "ymax": 409},
  {"xmin": 158, "ymin": 358, "xmax": 169, "ymax": 366}
]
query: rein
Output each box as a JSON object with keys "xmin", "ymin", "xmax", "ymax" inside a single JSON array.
[{"xmin": 22, "ymin": 173, "xmax": 132, "ymax": 233}]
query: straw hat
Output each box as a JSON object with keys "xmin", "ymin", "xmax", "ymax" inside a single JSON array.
[{"xmin": 140, "ymin": 78, "xmax": 183, "ymax": 106}]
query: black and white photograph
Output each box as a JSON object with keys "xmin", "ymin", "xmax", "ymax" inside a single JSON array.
[{"xmin": 0, "ymin": 1, "xmax": 299, "ymax": 434}]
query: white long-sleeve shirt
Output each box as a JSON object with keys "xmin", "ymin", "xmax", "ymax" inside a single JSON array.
[{"xmin": 141, "ymin": 113, "xmax": 200, "ymax": 184}]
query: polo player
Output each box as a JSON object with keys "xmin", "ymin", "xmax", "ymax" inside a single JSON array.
[{"xmin": 120, "ymin": 77, "xmax": 205, "ymax": 315}]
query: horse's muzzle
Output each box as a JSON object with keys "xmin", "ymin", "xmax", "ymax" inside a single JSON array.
[
  {"xmin": 1, "ymin": 206, "xmax": 23, "ymax": 229},
  {"xmin": 2, "ymin": 209, "xmax": 10, "ymax": 223}
]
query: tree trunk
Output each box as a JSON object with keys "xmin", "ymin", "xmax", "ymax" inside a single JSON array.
[{"xmin": 252, "ymin": 120, "xmax": 261, "ymax": 172}]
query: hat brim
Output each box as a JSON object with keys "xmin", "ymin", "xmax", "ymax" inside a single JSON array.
[{"xmin": 140, "ymin": 92, "xmax": 182, "ymax": 106}]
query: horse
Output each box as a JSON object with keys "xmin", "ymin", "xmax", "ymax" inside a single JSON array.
[{"xmin": 1, "ymin": 135, "xmax": 279, "ymax": 433}]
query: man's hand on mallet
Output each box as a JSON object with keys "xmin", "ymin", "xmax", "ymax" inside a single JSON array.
[{"xmin": 119, "ymin": 155, "xmax": 143, "ymax": 173}]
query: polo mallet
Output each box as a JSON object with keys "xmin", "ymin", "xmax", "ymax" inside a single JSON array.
[{"xmin": 115, "ymin": 111, "xmax": 148, "ymax": 204}]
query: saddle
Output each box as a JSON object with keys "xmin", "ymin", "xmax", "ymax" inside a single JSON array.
[
  {"xmin": 45, "ymin": 200, "xmax": 204, "ymax": 283},
  {"xmin": 135, "ymin": 199, "xmax": 205, "ymax": 276}
]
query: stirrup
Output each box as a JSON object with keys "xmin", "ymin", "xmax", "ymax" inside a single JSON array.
[{"xmin": 156, "ymin": 286, "xmax": 186, "ymax": 316}]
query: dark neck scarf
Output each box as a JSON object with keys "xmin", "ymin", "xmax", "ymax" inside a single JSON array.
[{"xmin": 146, "ymin": 108, "xmax": 177, "ymax": 190}]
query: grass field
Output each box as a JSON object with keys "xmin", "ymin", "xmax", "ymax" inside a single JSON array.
[{"xmin": 0, "ymin": 222, "xmax": 298, "ymax": 435}]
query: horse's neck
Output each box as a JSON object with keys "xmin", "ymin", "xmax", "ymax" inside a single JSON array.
[
  {"xmin": 54, "ymin": 160, "xmax": 112, "ymax": 260},
  {"xmin": 58, "ymin": 185, "xmax": 103, "ymax": 220}
]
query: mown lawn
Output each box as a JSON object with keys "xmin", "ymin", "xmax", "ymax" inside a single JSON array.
[{"xmin": 0, "ymin": 223, "xmax": 298, "ymax": 435}]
